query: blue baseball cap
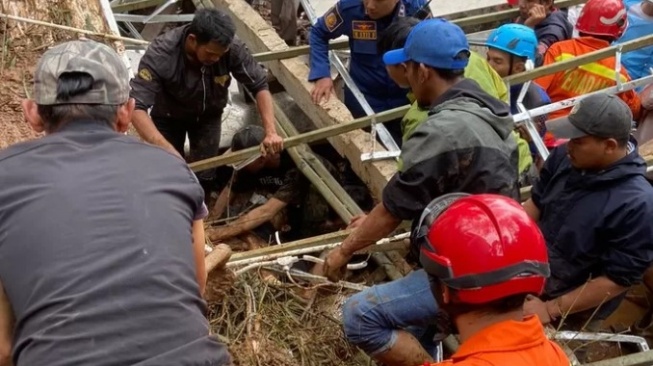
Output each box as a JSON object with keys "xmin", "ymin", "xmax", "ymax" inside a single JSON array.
[{"xmin": 383, "ymin": 18, "xmax": 470, "ymax": 70}]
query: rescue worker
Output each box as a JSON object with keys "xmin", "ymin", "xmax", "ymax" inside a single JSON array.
[
  {"xmin": 378, "ymin": 18, "xmax": 534, "ymax": 185},
  {"xmin": 322, "ymin": 19, "xmax": 520, "ymax": 365},
  {"xmin": 615, "ymin": 0, "xmax": 653, "ymax": 85},
  {"xmin": 271, "ymin": 0, "xmax": 300, "ymax": 46},
  {"xmin": 308, "ymin": 0, "xmax": 429, "ymax": 145},
  {"xmin": 523, "ymin": 94, "xmax": 653, "ymax": 332},
  {"xmin": 0, "ymin": 40, "xmax": 230, "ymax": 365},
  {"xmin": 485, "ymin": 24, "xmax": 552, "ymax": 167},
  {"xmin": 418, "ymin": 194, "xmax": 570, "ymax": 366},
  {"xmin": 514, "ymin": 0, "xmax": 573, "ymax": 65},
  {"xmin": 535, "ymin": 0, "xmax": 641, "ymax": 143},
  {"xmin": 130, "ymin": 8, "xmax": 283, "ymax": 191}
]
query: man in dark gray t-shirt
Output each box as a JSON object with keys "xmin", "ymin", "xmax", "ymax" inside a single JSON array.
[{"xmin": 0, "ymin": 40, "xmax": 231, "ymax": 365}]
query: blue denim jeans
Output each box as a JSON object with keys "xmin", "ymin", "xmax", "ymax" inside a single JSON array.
[{"xmin": 342, "ymin": 269, "xmax": 441, "ymax": 357}]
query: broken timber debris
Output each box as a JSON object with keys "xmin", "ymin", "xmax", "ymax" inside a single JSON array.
[{"xmin": 205, "ymin": 244, "xmax": 233, "ymax": 273}]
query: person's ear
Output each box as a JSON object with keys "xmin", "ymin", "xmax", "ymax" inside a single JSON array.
[
  {"xmin": 187, "ymin": 33, "xmax": 196, "ymax": 45},
  {"xmin": 513, "ymin": 61, "xmax": 526, "ymax": 74},
  {"xmin": 604, "ymin": 138, "xmax": 620, "ymax": 154},
  {"xmin": 418, "ymin": 63, "xmax": 430, "ymax": 84},
  {"xmin": 115, "ymin": 98, "xmax": 135, "ymax": 133},
  {"xmin": 22, "ymin": 99, "xmax": 45, "ymax": 133},
  {"xmin": 441, "ymin": 285, "xmax": 452, "ymax": 305}
]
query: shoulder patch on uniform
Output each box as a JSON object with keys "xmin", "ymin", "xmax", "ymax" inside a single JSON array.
[
  {"xmin": 214, "ymin": 74, "xmax": 231, "ymax": 86},
  {"xmin": 138, "ymin": 68, "xmax": 152, "ymax": 81},
  {"xmin": 324, "ymin": 6, "xmax": 344, "ymax": 32},
  {"xmin": 352, "ymin": 21, "xmax": 377, "ymax": 40}
]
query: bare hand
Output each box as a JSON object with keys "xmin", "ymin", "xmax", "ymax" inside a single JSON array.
[
  {"xmin": 348, "ymin": 214, "xmax": 368, "ymax": 229},
  {"xmin": 524, "ymin": 4, "xmax": 547, "ymax": 28},
  {"xmin": 311, "ymin": 77, "xmax": 334, "ymax": 104},
  {"xmin": 261, "ymin": 132, "xmax": 284, "ymax": 156},
  {"xmin": 523, "ymin": 294, "xmax": 552, "ymax": 324},
  {"xmin": 323, "ymin": 246, "xmax": 353, "ymax": 282},
  {"xmin": 516, "ymin": 125, "xmax": 532, "ymax": 142}
]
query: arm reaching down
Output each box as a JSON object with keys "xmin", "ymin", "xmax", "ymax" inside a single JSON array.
[
  {"xmin": 207, "ymin": 198, "xmax": 288, "ymax": 242},
  {"xmin": 229, "ymin": 39, "xmax": 283, "ymax": 154},
  {"xmin": 132, "ymin": 110, "xmax": 180, "ymax": 157},
  {"xmin": 308, "ymin": 4, "xmax": 346, "ymax": 104},
  {"xmin": 129, "ymin": 42, "xmax": 180, "ymax": 157},
  {"xmin": 192, "ymin": 220, "xmax": 208, "ymax": 296},
  {"xmin": 323, "ymin": 203, "xmax": 402, "ymax": 282},
  {"xmin": 0, "ymin": 280, "xmax": 14, "ymax": 366},
  {"xmin": 525, "ymin": 276, "xmax": 628, "ymax": 323}
]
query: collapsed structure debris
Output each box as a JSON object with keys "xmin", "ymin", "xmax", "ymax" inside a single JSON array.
[{"xmin": 4, "ymin": 0, "xmax": 653, "ymax": 364}]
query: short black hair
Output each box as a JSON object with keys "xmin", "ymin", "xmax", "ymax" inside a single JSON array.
[
  {"xmin": 432, "ymin": 50, "xmax": 470, "ymax": 81},
  {"xmin": 37, "ymin": 72, "xmax": 119, "ymax": 132},
  {"xmin": 231, "ymin": 125, "xmax": 265, "ymax": 151},
  {"xmin": 189, "ymin": 8, "xmax": 236, "ymax": 47},
  {"xmin": 377, "ymin": 17, "xmax": 420, "ymax": 54}
]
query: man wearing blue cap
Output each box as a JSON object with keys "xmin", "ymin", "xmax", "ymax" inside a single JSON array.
[{"xmin": 321, "ymin": 18, "xmax": 520, "ymax": 365}]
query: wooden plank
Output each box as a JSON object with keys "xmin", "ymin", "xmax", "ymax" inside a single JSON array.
[
  {"xmin": 193, "ymin": 0, "xmax": 397, "ymax": 200},
  {"xmin": 253, "ymin": 41, "xmax": 349, "ymax": 62},
  {"xmin": 188, "ymin": 105, "xmax": 406, "ymax": 172}
]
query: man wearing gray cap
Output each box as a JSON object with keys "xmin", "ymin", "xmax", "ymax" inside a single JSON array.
[
  {"xmin": 0, "ymin": 40, "xmax": 231, "ymax": 365},
  {"xmin": 522, "ymin": 93, "xmax": 653, "ymax": 332}
]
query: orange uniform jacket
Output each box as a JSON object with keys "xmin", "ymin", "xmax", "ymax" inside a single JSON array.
[
  {"xmin": 425, "ymin": 316, "xmax": 570, "ymax": 366},
  {"xmin": 535, "ymin": 37, "xmax": 641, "ymax": 123}
]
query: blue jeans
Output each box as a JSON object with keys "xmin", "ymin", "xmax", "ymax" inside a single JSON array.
[{"xmin": 342, "ymin": 269, "xmax": 441, "ymax": 357}]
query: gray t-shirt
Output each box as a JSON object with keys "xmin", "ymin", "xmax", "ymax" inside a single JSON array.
[{"xmin": 0, "ymin": 120, "xmax": 230, "ymax": 366}]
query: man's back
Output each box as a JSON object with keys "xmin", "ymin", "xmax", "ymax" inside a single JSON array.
[
  {"xmin": 387, "ymin": 79, "xmax": 519, "ymax": 223},
  {"xmin": 0, "ymin": 121, "xmax": 229, "ymax": 366}
]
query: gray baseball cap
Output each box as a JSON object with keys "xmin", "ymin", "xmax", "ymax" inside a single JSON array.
[
  {"xmin": 546, "ymin": 93, "xmax": 633, "ymax": 140},
  {"xmin": 231, "ymin": 125, "xmax": 265, "ymax": 151},
  {"xmin": 33, "ymin": 39, "xmax": 130, "ymax": 105}
]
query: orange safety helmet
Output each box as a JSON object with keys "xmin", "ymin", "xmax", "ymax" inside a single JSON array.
[
  {"xmin": 416, "ymin": 193, "xmax": 550, "ymax": 304},
  {"xmin": 575, "ymin": 0, "xmax": 628, "ymax": 39}
]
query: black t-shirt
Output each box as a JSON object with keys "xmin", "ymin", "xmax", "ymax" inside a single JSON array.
[
  {"xmin": 0, "ymin": 121, "xmax": 230, "ymax": 366},
  {"xmin": 232, "ymin": 152, "xmax": 306, "ymax": 206}
]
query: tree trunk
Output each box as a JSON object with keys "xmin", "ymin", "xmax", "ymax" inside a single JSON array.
[{"xmin": 0, "ymin": 0, "xmax": 121, "ymax": 148}]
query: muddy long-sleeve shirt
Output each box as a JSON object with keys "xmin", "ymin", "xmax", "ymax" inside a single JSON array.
[{"xmin": 130, "ymin": 25, "xmax": 269, "ymax": 121}]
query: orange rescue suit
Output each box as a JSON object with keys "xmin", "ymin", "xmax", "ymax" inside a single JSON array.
[
  {"xmin": 535, "ymin": 37, "xmax": 641, "ymax": 122},
  {"xmin": 424, "ymin": 316, "xmax": 570, "ymax": 366}
]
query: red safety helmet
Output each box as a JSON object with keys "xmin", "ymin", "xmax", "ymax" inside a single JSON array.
[
  {"xmin": 507, "ymin": 0, "xmax": 518, "ymax": 5},
  {"xmin": 575, "ymin": 0, "xmax": 628, "ymax": 39},
  {"xmin": 416, "ymin": 193, "xmax": 549, "ymax": 304}
]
